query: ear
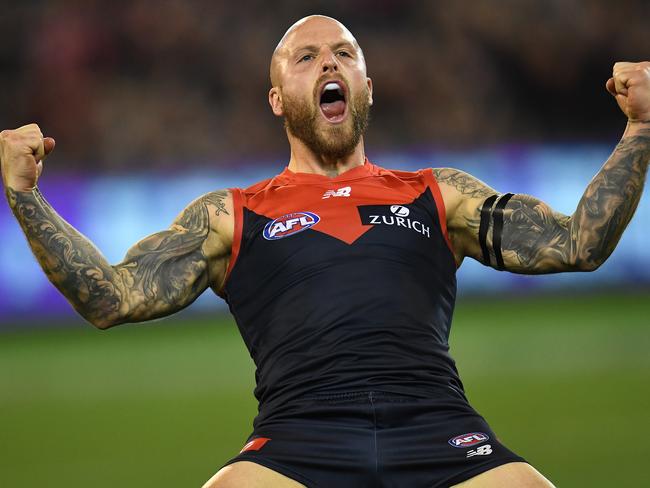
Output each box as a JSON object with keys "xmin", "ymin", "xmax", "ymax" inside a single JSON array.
[
  {"xmin": 269, "ymin": 87, "xmax": 284, "ymax": 116},
  {"xmin": 366, "ymin": 77, "xmax": 373, "ymax": 106}
]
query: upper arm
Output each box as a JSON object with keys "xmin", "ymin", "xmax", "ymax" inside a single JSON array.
[
  {"xmin": 109, "ymin": 189, "xmax": 233, "ymax": 326},
  {"xmin": 434, "ymin": 168, "xmax": 576, "ymax": 274}
]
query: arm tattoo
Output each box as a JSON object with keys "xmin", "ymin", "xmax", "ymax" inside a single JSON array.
[
  {"xmin": 569, "ymin": 131, "xmax": 650, "ymax": 269},
  {"xmin": 497, "ymin": 195, "xmax": 574, "ymax": 272},
  {"xmin": 433, "ymin": 168, "xmax": 495, "ymax": 198},
  {"xmin": 6, "ymin": 187, "xmax": 229, "ymax": 327},
  {"xmin": 469, "ymin": 129, "xmax": 650, "ymax": 273}
]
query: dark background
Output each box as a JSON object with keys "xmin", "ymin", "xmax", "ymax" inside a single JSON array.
[{"xmin": 1, "ymin": 0, "xmax": 646, "ymax": 170}]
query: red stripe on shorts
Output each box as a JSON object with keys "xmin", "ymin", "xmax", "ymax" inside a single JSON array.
[{"xmin": 240, "ymin": 437, "xmax": 271, "ymax": 453}]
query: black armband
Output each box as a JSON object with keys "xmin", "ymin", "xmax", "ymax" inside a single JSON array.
[
  {"xmin": 478, "ymin": 192, "xmax": 514, "ymax": 269},
  {"xmin": 478, "ymin": 194, "xmax": 497, "ymax": 265},
  {"xmin": 492, "ymin": 193, "xmax": 514, "ymax": 269}
]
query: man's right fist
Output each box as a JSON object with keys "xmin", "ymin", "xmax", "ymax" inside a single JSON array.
[{"xmin": 0, "ymin": 124, "xmax": 55, "ymax": 192}]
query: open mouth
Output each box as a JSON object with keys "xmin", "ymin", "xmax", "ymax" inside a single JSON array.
[{"xmin": 319, "ymin": 81, "xmax": 347, "ymax": 123}]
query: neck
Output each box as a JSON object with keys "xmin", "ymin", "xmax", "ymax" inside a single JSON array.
[{"xmin": 286, "ymin": 135, "xmax": 366, "ymax": 177}]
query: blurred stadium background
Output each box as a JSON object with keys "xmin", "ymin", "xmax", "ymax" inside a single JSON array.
[{"xmin": 1, "ymin": 1, "xmax": 649, "ymax": 487}]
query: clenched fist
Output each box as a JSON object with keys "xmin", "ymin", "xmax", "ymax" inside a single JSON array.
[
  {"xmin": 0, "ymin": 124, "xmax": 55, "ymax": 193},
  {"xmin": 606, "ymin": 62, "xmax": 650, "ymax": 123}
]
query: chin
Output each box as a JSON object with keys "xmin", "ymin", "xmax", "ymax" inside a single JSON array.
[{"xmin": 317, "ymin": 128, "xmax": 354, "ymax": 151}]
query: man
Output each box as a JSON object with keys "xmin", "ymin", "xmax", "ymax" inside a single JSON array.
[{"xmin": 1, "ymin": 14, "xmax": 648, "ymax": 488}]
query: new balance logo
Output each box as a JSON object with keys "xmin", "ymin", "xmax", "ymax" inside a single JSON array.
[
  {"xmin": 466, "ymin": 444, "xmax": 493, "ymax": 458},
  {"xmin": 322, "ymin": 186, "xmax": 351, "ymax": 199}
]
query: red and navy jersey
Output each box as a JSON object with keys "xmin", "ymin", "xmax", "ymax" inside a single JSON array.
[{"xmin": 221, "ymin": 160, "xmax": 461, "ymax": 425}]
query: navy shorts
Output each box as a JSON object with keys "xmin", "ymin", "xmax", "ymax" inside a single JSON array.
[{"xmin": 223, "ymin": 390, "xmax": 526, "ymax": 488}]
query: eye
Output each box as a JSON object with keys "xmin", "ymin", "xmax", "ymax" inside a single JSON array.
[
  {"xmin": 298, "ymin": 54, "xmax": 313, "ymax": 63},
  {"xmin": 337, "ymin": 50, "xmax": 351, "ymax": 58}
]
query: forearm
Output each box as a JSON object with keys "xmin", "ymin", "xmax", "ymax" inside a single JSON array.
[
  {"xmin": 569, "ymin": 122, "xmax": 650, "ymax": 270},
  {"xmin": 6, "ymin": 186, "xmax": 126, "ymax": 326}
]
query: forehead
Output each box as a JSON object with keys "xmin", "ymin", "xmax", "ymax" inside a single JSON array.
[{"xmin": 281, "ymin": 18, "xmax": 358, "ymax": 53}]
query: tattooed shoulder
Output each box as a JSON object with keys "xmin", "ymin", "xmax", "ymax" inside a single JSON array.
[
  {"xmin": 173, "ymin": 190, "xmax": 231, "ymax": 232},
  {"xmin": 200, "ymin": 190, "xmax": 230, "ymax": 217},
  {"xmin": 432, "ymin": 168, "xmax": 496, "ymax": 199}
]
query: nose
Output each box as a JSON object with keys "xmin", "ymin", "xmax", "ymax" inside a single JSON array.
[{"xmin": 320, "ymin": 50, "xmax": 338, "ymax": 73}]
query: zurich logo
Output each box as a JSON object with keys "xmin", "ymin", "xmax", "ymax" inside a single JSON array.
[
  {"xmin": 448, "ymin": 432, "xmax": 490, "ymax": 449},
  {"xmin": 263, "ymin": 212, "xmax": 320, "ymax": 240},
  {"xmin": 390, "ymin": 205, "xmax": 410, "ymax": 217}
]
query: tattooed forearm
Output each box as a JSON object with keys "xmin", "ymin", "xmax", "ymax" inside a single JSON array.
[
  {"xmin": 8, "ymin": 186, "xmax": 124, "ymax": 323},
  {"xmin": 7, "ymin": 187, "xmax": 229, "ymax": 327},
  {"xmin": 569, "ymin": 131, "xmax": 650, "ymax": 269},
  {"xmin": 486, "ymin": 129, "xmax": 650, "ymax": 273}
]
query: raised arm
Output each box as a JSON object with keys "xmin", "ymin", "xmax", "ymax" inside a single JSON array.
[
  {"xmin": 1, "ymin": 124, "xmax": 233, "ymax": 328},
  {"xmin": 436, "ymin": 62, "xmax": 650, "ymax": 274}
]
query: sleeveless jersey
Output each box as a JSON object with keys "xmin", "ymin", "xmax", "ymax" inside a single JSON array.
[{"xmin": 220, "ymin": 160, "xmax": 461, "ymax": 426}]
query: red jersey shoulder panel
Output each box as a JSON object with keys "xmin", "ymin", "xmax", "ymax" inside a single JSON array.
[{"xmin": 241, "ymin": 175, "xmax": 276, "ymax": 201}]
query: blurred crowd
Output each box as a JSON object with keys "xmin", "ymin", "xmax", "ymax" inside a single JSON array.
[{"xmin": 1, "ymin": 0, "xmax": 648, "ymax": 171}]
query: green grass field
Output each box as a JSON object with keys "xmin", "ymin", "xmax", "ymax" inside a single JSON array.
[{"xmin": 1, "ymin": 292, "xmax": 649, "ymax": 487}]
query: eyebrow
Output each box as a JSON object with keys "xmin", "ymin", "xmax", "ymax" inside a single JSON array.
[{"xmin": 292, "ymin": 41, "xmax": 356, "ymax": 55}]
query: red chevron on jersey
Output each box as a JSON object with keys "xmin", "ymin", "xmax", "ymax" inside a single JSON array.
[{"xmin": 233, "ymin": 160, "xmax": 449, "ymax": 246}]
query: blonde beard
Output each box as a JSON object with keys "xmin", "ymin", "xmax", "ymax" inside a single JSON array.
[{"xmin": 282, "ymin": 87, "xmax": 370, "ymax": 159}]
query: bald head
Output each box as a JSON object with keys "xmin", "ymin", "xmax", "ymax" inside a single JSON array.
[{"xmin": 270, "ymin": 15, "xmax": 365, "ymax": 87}]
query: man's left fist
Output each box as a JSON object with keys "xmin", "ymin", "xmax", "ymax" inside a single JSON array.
[{"xmin": 606, "ymin": 61, "xmax": 650, "ymax": 123}]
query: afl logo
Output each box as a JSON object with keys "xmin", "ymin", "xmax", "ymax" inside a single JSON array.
[
  {"xmin": 448, "ymin": 432, "xmax": 490, "ymax": 448},
  {"xmin": 263, "ymin": 212, "xmax": 320, "ymax": 240},
  {"xmin": 390, "ymin": 205, "xmax": 410, "ymax": 217}
]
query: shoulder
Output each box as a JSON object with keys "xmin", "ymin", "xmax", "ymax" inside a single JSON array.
[
  {"xmin": 172, "ymin": 190, "xmax": 234, "ymax": 258},
  {"xmin": 209, "ymin": 173, "xmax": 283, "ymax": 249},
  {"xmin": 368, "ymin": 164, "xmax": 436, "ymax": 195},
  {"xmin": 432, "ymin": 168, "xmax": 496, "ymax": 199},
  {"xmin": 368, "ymin": 162, "xmax": 429, "ymax": 184},
  {"xmin": 430, "ymin": 167, "xmax": 497, "ymax": 222},
  {"xmin": 172, "ymin": 190, "xmax": 232, "ymax": 228},
  {"xmin": 241, "ymin": 176, "xmax": 275, "ymax": 197},
  {"xmin": 379, "ymin": 166, "xmax": 425, "ymax": 180}
]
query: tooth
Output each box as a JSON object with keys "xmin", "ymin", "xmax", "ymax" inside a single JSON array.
[{"xmin": 324, "ymin": 82, "xmax": 340, "ymax": 91}]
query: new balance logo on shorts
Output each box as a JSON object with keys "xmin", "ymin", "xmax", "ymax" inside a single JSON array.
[
  {"xmin": 322, "ymin": 186, "xmax": 351, "ymax": 199},
  {"xmin": 466, "ymin": 444, "xmax": 493, "ymax": 458}
]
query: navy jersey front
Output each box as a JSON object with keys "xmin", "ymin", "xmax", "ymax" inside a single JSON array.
[{"xmin": 221, "ymin": 160, "xmax": 461, "ymax": 427}]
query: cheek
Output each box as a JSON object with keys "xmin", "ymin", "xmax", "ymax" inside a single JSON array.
[
  {"xmin": 284, "ymin": 73, "xmax": 315, "ymax": 98},
  {"xmin": 284, "ymin": 87, "xmax": 314, "ymax": 110},
  {"xmin": 351, "ymin": 79, "xmax": 370, "ymax": 102}
]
